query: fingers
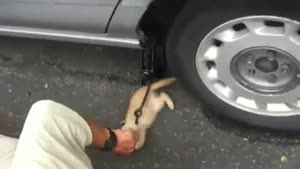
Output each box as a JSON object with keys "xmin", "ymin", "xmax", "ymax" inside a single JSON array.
[
  {"xmin": 118, "ymin": 152, "xmax": 133, "ymax": 157},
  {"xmin": 130, "ymin": 129, "xmax": 139, "ymax": 143},
  {"xmin": 116, "ymin": 147, "xmax": 135, "ymax": 157},
  {"xmin": 122, "ymin": 129, "xmax": 139, "ymax": 146},
  {"xmin": 113, "ymin": 129, "xmax": 138, "ymax": 156}
]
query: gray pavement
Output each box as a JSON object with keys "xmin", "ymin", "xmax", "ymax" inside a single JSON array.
[{"xmin": 0, "ymin": 37, "xmax": 299, "ymax": 169}]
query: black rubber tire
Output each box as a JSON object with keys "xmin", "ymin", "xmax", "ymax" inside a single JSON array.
[{"xmin": 166, "ymin": 2, "xmax": 300, "ymax": 131}]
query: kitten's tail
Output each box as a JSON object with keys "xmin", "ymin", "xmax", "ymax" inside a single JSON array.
[{"xmin": 150, "ymin": 77, "xmax": 176, "ymax": 91}]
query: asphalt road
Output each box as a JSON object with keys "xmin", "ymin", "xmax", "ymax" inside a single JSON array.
[{"xmin": 0, "ymin": 37, "xmax": 299, "ymax": 169}]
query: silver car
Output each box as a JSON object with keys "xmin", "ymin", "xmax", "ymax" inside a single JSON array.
[{"xmin": 1, "ymin": 0, "xmax": 300, "ymax": 130}]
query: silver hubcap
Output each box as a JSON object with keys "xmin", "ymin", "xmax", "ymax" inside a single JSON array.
[
  {"xmin": 196, "ymin": 16, "xmax": 300, "ymax": 116},
  {"xmin": 231, "ymin": 47, "xmax": 299, "ymax": 94}
]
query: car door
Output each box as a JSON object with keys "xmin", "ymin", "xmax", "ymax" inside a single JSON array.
[{"xmin": 0, "ymin": 0, "xmax": 119, "ymax": 34}]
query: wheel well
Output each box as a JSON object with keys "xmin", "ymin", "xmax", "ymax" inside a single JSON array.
[
  {"xmin": 138, "ymin": 0, "xmax": 188, "ymax": 46},
  {"xmin": 138, "ymin": 0, "xmax": 299, "ymax": 46}
]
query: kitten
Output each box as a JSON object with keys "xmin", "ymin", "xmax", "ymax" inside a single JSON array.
[{"xmin": 121, "ymin": 78, "xmax": 176, "ymax": 149}]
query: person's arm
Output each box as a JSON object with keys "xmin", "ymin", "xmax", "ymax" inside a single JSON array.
[{"xmin": 87, "ymin": 121, "xmax": 137, "ymax": 156}]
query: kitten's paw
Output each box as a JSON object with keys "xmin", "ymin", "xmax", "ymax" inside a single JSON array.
[
  {"xmin": 160, "ymin": 92, "xmax": 175, "ymax": 110},
  {"xmin": 135, "ymin": 140, "xmax": 144, "ymax": 150},
  {"xmin": 120, "ymin": 120, "xmax": 125, "ymax": 125},
  {"xmin": 168, "ymin": 100, "xmax": 175, "ymax": 110}
]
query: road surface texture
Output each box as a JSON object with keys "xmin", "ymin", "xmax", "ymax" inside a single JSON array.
[{"xmin": 0, "ymin": 37, "xmax": 299, "ymax": 169}]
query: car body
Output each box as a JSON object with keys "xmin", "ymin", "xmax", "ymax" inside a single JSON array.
[{"xmin": 0, "ymin": 0, "xmax": 158, "ymax": 48}]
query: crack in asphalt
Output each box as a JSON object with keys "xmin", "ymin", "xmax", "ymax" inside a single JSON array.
[
  {"xmin": 0, "ymin": 54, "xmax": 12, "ymax": 63},
  {"xmin": 43, "ymin": 60, "xmax": 140, "ymax": 86}
]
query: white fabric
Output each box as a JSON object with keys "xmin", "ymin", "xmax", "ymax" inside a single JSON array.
[
  {"xmin": 11, "ymin": 100, "xmax": 93, "ymax": 169},
  {"xmin": 0, "ymin": 134, "xmax": 18, "ymax": 169}
]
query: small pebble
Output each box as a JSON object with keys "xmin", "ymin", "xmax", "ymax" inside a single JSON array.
[
  {"xmin": 8, "ymin": 112, "xmax": 16, "ymax": 120},
  {"xmin": 27, "ymin": 91, "xmax": 32, "ymax": 96},
  {"xmin": 281, "ymin": 156, "xmax": 288, "ymax": 163},
  {"xmin": 8, "ymin": 89, "xmax": 12, "ymax": 92},
  {"xmin": 44, "ymin": 83, "xmax": 48, "ymax": 88}
]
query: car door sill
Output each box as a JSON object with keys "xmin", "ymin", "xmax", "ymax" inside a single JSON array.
[{"xmin": 0, "ymin": 25, "xmax": 141, "ymax": 49}]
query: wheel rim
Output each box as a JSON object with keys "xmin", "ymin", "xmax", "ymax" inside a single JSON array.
[{"xmin": 196, "ymin": 16, "xmax": 300, "ymax": 116}]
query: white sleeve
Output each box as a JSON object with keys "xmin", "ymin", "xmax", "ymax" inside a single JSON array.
[
  {"xmin": 0, "ymin": 134, "xmax": 18, "ymax": 169},
  {"xmin": 11, "ymin": 100, "xmax": 93, "ymax": 169}
]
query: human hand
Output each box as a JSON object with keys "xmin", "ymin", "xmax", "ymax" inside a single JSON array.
[{"xmin": 113, "ymin": 129, "xmax": 138, "ymax": 156}]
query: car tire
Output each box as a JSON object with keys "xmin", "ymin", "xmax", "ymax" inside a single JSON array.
[{"xmin": 166, "ymin": 3, "xmax": 300, "ymax": 130}]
